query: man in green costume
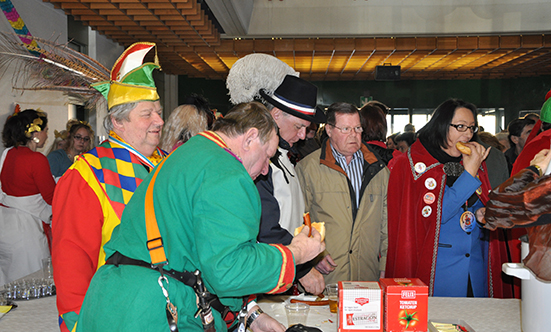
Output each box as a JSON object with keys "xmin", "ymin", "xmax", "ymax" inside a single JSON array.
[{"xmin": 76, "ymin": 102, "xmax": 325, "ymax": 332}]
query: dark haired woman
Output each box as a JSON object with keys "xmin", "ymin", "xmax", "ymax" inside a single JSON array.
[
  {"xmin": 359, "ymin": 104, "xmax": 400, "ymax": 167},
  {"xmin": 385, "ymin": 99, "xmax": 507, "ymax": 298},
  {"xmin": 48, "ymin": 121, "xmax": 94, "ymax": 179},
  {"xmin": 0, "ymin": 109, "xmax": 55, "ymax": 285}
]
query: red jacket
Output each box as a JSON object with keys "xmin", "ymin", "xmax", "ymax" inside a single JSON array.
[{"xmin": 386, "ymin": 140, "xmax": 510, "ymax": 297}]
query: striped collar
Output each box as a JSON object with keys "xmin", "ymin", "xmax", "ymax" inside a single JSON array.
[
  {"xmin": 198, "ymin": 131, "xmax": 243, "ymax": 163},
  {"xmin": 108, "ymin": 131, "xmax": 165, "ymax": 169}
]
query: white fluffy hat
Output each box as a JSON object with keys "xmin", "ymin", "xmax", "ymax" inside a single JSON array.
[{"xmin": 226, "ymin": 53, "xmax": 299, "ymax": 105}]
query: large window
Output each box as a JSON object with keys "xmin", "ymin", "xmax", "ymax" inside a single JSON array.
[{"xmin": 386, "ymin": 107, "xmax": 504, "ymax": 136}]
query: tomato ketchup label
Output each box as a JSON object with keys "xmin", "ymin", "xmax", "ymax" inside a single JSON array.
[
  {"xmin": 338, "ymin": 281, "xmax": 382, "ymax": 332},
  {"xmin": 380, "ymin": 278, "xmax": 428, "ymax": 332}
]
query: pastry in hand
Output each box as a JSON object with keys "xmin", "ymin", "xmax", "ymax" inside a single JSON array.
[
  {"xmin": 294, "ymin": 212, "xmax": 325, "ymax": 241},
  {"xmin": 456, "ymin": 142, "xmax": 472, "ymax": 155}
]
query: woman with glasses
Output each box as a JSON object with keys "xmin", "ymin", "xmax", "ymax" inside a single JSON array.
[
  {"xmin": 47, "ymin": 121, "xmax": 94, "ymax": 180},
  {"xmin": 385, "ymin": 98, "xmax": 509, "ymax": 298},
  {"xmin": 0, "ymin": 109, "xmax": 55, "ymax": 285}
]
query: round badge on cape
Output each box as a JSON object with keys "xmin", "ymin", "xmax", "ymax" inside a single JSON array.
[
  {"xmin": 423, "ymin": 192, "xmax": 436, "ymax": 205},
  {"xmin": 422, "ymin": 205, "xmax": 432, "ymax": 217},
  {"xmin": 460, "ymin": 211, "xmax": 475, "ymax": 232},
  {"xmin": 425, "ymin": 177, "xmax": 437, "ymax": 190},
  {"xmin": 414, "ymin": 162, "xmax": 426, "ymax": 174}
]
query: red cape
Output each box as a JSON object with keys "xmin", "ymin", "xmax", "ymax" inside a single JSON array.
[
  {"xmin": 386, "ymin": 140, "xmax": 512, "ymax": 297},
  {"xmin": 511, "ymin": 129, "xmax": 551, "ymax": 175}
]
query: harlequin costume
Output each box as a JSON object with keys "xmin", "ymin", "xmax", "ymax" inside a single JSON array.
[
  {"xmin": 51, "ymin": 42, "xmax": 167, "ymax": 332},
  {"xmin": 52, "ymin": 134, "xmax": 166, "ymax": 331},
  {"xmin": 385, "ymin": 140, "xmax": 509, "ymax": 297},
  {"xmin": 75, "ymin": 132, "xmax": 295, "ymax": 332}
]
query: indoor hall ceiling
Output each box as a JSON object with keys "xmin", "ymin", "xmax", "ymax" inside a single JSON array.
[{"xmin": 43, "ymin": 0, "xmax": 551, "ymax": 81}]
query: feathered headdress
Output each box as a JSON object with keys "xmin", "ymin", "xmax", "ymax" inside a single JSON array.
[
  {"xmin": 91, "ymin": 42, "xmax": 160, "ymax": 110},
  {"xmin": 226, "ymin": 53, "xmax": 299, "ymax": 105},
  {"xmin": 0, "ymin": 32, "xmax": 110, "ymax": 107}
]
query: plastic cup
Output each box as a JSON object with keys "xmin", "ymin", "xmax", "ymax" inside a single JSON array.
[
  {"xmin": 284, "ymin": 302, "xmax": 310, "ymax": 326},
  {"xmin": 42, "ymin": 257, "xmax": 53, "ymax": 279},
  {"xmin": 326, "ymin": 283, "xmax": 338, "ymax": 313}
]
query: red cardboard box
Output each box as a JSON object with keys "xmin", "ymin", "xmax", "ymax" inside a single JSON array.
[
  {"xmin": 338, "ymin": 281, "xmax": 383, "ymax": 332},
  {"xmin": 379, "ymin": 278, "xmax": 428, "ymax": 332}
]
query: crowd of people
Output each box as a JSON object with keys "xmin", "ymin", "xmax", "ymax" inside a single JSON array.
[{"xmin": 1, "ymin": 42, "xmax": 551, "ymax": 332}]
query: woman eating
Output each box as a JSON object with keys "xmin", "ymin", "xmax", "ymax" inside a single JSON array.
[{"xmin": 385, "ymin": 98, "xmax": 507, "ymax": 297}]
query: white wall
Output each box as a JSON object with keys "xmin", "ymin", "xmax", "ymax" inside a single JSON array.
[
  {"xmin": 0, "ymin": 0, "xmax": 124, "ymax": 155},
  {"xmin": 246, "ymin": 0, "xmax": 551, "ymax": 37}
]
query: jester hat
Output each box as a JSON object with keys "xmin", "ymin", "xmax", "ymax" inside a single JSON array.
[{"xmin": 91, "ymin": 42, "xmax": 160, "ymax": 110}]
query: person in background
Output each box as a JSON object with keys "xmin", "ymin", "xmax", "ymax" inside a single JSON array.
[
  {"xmin": 47, "ymin": 121, "xmax": 94, "ymax": 180},
  {"xmin": 160, "ymin": 94, "xmax": 215, "ymax": 152},
  {"xmin": 47, "ymin": 129, "xmax": 68, "ymax": 155},
  {"xmin": 523, "ymin": 112, "xmax": 540, "ymax": 122},
  {"xmin": 478, "ymin": 132, "xmax": 505, "ymax": 152},
  {"xmin": 404, "ymin": 123, "xmax": 416, "ymax": 133},
  {"xmin": 386, "ymin": 133, "xmax": 398, "ymax": 150},
  {"xmin": 512, "ymin": 98, "xmax": 551, "ymax": 175},
  {"xmin": 366, "ymin": 100, "xmax": 390, "ymax": 115},
  {"xmin": 360, "ymin": 103, "xmax": 400, "ymax": 166},
  {"xmin": 51, "ymin": 42, "xmax": 167, "ymax": 332},
  {"xmin": 289, "ymin": 122, "xmax": 321, "ymax": 164},
  {"xmin": 296, "ymin": 102, "xmax": 389, "ymax": 284},
  {"xmin": 75, "ymin": 102, "xmax": 325, "ymax": 332},
  {"xmin": 0, "ymin": 109, "xmax": 55, "ymax": 286},
  {"xmin": 386, "ymin": 98, "xmax": 509, "ymax": 298},
  {"xmin": 505, "ymin": 118, "xmax": 535, "ymax": 174},
  {"xmin": 494, "ymin": 131, "xmax": 510, "ymax": 152},
  {"xmin": 395, "ymin": 131, "xmax": 416, "ymax": 153}
]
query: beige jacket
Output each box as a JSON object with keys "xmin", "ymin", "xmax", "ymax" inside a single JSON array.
[{"xmin": 296, "ymin": 139, "xmax": 389, "ymax": 284}]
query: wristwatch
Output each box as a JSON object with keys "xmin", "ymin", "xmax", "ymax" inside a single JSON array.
[{"xmin": 246, "ymin": 307, "xmax": 264, "ymax": 327}]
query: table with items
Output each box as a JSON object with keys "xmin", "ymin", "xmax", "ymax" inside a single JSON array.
[
  {"xmin": 0, "ymin": 288, "xmax": 521, "ymax": 332},
  {"xmin": 258, "ymin": 295, "xmax": 521, "ymax": 332}
]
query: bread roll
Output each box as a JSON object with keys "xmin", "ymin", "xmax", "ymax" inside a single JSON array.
[
  {"xmin": 294, "ymin": 222, "xmax": 325, "ymax": 242},
  {"xmin": 456, "ymin": 142, "xmax": 472, "ymax": 155}
]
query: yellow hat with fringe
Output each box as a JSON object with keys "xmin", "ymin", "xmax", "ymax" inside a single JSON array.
[{"xmin": 91, "ymin": 42, "xmax": 160, "ymax": 110}]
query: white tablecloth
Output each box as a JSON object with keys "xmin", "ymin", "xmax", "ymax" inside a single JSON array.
[
  {"xmin": 0, "ymin": 292, "xmax": 521, "ymax": 332},
  {"xmin": 0, "ymin": 295, "xmax": 58, "ymax": 332},
  {"xmin": 0, "ymin": 269, "xmax": 58, "ymax": 332},
  {"xmin": 258, "ymin": 295, "xmax": 522, "ymax": 332}
]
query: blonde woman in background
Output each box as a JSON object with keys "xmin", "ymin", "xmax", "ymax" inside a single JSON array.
[
  {"xmin": 160, "ymin": 94, "xmax": 214, "ymax": 152},
  {"xmin": 47, "ymin": 121, "xmax": 94, "ymax": 180}
]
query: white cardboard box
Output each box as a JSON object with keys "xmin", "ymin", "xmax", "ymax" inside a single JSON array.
[{"xmin": 338, "ymin": 281, "xmax": 382, "ymax": 332}]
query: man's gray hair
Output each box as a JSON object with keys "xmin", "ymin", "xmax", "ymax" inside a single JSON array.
[
  {"xmin": 212, "ymin": 101, "xmax": 278, "ymax": 144},
  {"xmin": 103, "ymin": 102, "xmax": 139, "ymax": 133}
]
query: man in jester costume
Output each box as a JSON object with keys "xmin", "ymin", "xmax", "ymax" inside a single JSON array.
[
  {"xmin": 75, "ymin": 102, "xmax": 324, "ymax": 332},
  {"xmin": 51, "ymin": 42, "xmax": 167, "ymax": 332}
]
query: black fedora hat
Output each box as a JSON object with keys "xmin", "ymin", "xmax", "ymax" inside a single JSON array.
[{"xmin": 259, "ymin": 75, "xmax": 326, "ymax": 123}]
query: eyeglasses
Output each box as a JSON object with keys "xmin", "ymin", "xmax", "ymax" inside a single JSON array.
[
  {"xmin": 450, "ymin": 124, "xmax": 479, "ymax": 133},
  {"xmin": 73, "ymin": 135, "xmax": 91, "ymax": 142},
  {"xmin": 328, "ymin": 123, "xmax": 363, "ymax": 134}
]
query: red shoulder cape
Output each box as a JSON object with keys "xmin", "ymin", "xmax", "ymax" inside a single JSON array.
[{"xmin": 386, "ymin": 141, "xmax": 511, "ymax": 297}]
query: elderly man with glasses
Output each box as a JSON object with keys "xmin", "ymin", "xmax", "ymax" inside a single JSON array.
[{"xmin": 296, "ymin": 102, "xmax": 389, "ymax": 284}]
